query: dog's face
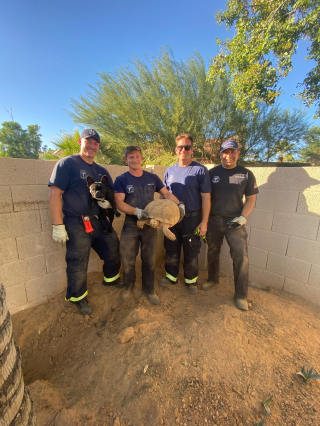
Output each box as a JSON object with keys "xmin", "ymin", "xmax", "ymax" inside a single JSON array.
[{"xmin": 87, "ymin": 175, "xmax": 109, "ymax": 200}]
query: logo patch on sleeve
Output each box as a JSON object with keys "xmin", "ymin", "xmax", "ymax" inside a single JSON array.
[{"xmin": 168, "ymin": 175, "xmax": 174, "ymax": 183}]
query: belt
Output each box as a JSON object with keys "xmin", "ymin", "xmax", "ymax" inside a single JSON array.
[{"xmin": 185, "ymin": 210, "xmax": 201, "ymax": 218}]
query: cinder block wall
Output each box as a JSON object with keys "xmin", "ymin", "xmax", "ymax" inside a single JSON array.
[
  {"xmin": 218, "ymin": 167, "xmax": 320, "ymax": 304},
  {"xmin": 1, "ymin": 159, "xmax": 319, "ymax": 313}
]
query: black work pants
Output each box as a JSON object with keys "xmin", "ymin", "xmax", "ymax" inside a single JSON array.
[
  {"xmin": 164, "ymin": 214, "xmax": 201, "ymax": 284},
  {"xmin": 206, "ymin": 215, "xmax": 249, "ymax": 299},
  {"xmin": 64, "ymin": 216, "xmax": 120, "ymax": 302},
  {"xmin": 119, "ymin": 217, "xmax": 157, "ymax": 294}
]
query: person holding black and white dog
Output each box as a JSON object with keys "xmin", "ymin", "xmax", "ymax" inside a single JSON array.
[{"xmin": 203, "ymin": 140, "xmax": 259, "ymax": 311}]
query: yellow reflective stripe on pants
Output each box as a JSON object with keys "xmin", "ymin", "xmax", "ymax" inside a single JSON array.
[
  {"xmin": 65, "ymin": 291, "xmax": 88, "ymax": 302},
  {"xmin": 185, "ymin": 277, "xmax": 198, "ymax": 284},
  {"xmin": 104, "ymin": 273, "xmax": 120, "ymax": 283},
  {"xmin": 166, "ymin": 272, "xmax": 177, "ymax": 282}
]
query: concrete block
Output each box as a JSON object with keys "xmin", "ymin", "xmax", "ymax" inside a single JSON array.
[
  {"xmin": 107, "ymin": 165, "xmax": 128, "ymax": 183},
  {"xmin": 1, "ymin": 255, "xmax": 46, "ymax": 287},
  {"xmin": 283, "ymin": 278, "xmax": 320, "ymax": 305},
  {"xmin": 266, "ymin": 252, "xmax": 311, "ymax": 283},
  {"xmin": 98, "ymin": 259, "xmax": 104, "ymax": 272},
  {"xmin": 16, "ymin": 231, "xmax": 62, "ymax": 260},
  {"xmin": 145, "ymin": 165, "xmax": 168, "ymax": 182},
  {"xmin": 318, "ymin": 224, "xmax": 320, "ymax": 241},
  {"xmin": 220, "ymin": 255, "xmax": 233, "ymax": 276},
  {"xmin": 271, "ymin": 211, "xmax": 319, "ymax": 240},
  {"xmin": 287, "ymin": 236, "xmax": 320, "ymax": 266},
  {"xmin": 0, "ymin": 238, "xmax": 18, "ymax": 265},
  {"xmin": 40, "ymin": 208, "xmax": 52, "ymax": 232},
  {"xmin": 198, "ymin": 247, "xmax": 207, "ymax": 271},
  {"xmin": 0, "ymin": 158, "xmax": 35, "ymax": 186},
  {"xmin": 88, "ymin": 259, "xmax": 99, "ymax": 273},
  {"xmin": 0, "ymin": 210, "xmax": 42, "ymax": 239},
  {"xmin": 45, "ymin": 250, "xmax": 66, "ymax": 274},
  {"xmin": 34, "ymin": 160, "xmax": 57, "ymax": 184},
  {"xmin": 0, "ymin": 186, "xmax": 13, "ymax": 213},
  {"xmin": 89, "ymin": 248, "xmax": 99, "ymax": 260},
  {"xmin": 112, "ymin": 217, "xmax": 124, "ymax": 237},
  {"xmin": 255, "ymin": 188, "xmax": 299, "ymax": 213},
  {"xmin": 220, "ymin": 238, "xmax": 230, "ymax": 257},
  {"xmin": 280, "ymin": 167, "xmax": 320, "ymax": 192},
  {"xmin": 297, "ymin": 191, "xmax": 320, "ymax": 216},
  {"xmin": 249, "ymin": 265, "xmax": 284, "ymax": 290},
  {"xmin": 248, "ymin": 246, "xmax": 268, "ymax": 269},
  {"xmin": 26, "ymin": 269, "xmax": 67, "ymax": 302},
  {"xmin": 5, "ymin": 283, "xmax": 27, "ymax": 310},
  {"xmin": 249, "ymin": 228, "xmax": 289, "ymax": 255},
  {"xmin": 246, "ymin": 208, "xmax": 274, "ymax": 230},
  {"xmin": 9, "ymin": 296, "xmax": 48, "ymax": 315},
  {"xmin": 308, "ymin": 264, "xmax": 320, "ymax": 289},
  {"xmin": 246, "ymin": 167, "xmax": 281, "ymax": 189},
  {"xmin": 11, "ymin": 185, "xmax": 49, "ymax": 211}
]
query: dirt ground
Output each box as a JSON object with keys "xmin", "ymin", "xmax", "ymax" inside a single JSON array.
[{"xmin": 12, "ymin": 264, "xmax": 320, "ymax": 426}]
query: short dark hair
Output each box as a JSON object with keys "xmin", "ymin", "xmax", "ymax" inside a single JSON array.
[
  {"xmin": 124, "ymin": 145, "xmax": 142, "ymax": 158},
  {"xmin": 175, "ymin": 133, "xmax": 194, "ymax": 145}
]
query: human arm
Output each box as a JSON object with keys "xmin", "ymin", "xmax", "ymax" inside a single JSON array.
[
  {"xmin": 241, "ymin": 194, "xmax": 256, "ymax": 218},
  {"xmin": 114, "ymin": 193, "xmax": 149, "ymax": 219},
  {"xmin": 197, "ymin": 193, "xmax": 211, "ymax": 236},
  {"xmin": 49, "ymin": 186, "xmax": 69, "ymax": 243},
  {"xmin": 159, "ymin": 187, "xmax": 185, "ymax": 221}
]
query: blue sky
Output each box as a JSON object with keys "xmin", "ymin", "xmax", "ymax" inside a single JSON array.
[{"xmin": 0, "ymin": 0, "xmax": 318, "ymax": 148}]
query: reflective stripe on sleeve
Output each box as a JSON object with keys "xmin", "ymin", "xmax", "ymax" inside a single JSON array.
[
  {"xmin": 185, "ymin": 277, "xmax": 198, "ymax": 284},
  {"xmin": 65, "ymin": 291, "xmax": 88, "ymax": 302},
  {"xmin": 166, "ymin": 272, "xmax": 177, "ymax": 282},
  {"xmin": 104, "ymin": 273, "xmax": 120, "ymax": 283}
]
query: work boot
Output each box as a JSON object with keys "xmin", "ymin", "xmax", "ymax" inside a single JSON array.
[
  {"xmin": 103, "ymin": 277, "xmax": 125, "ymax": 288},
  {"xmin": 187, "ymin": 284, "xmax": 198, "ymax": 294},
  {"xmin": 77, "ymin": 298, "xmax": 93, "ymax": 316},
  {"xmin": 147, "ymin": 293, "xmax": 160, "ymax": 305},
  {"xmin": 122, "ymin": 287, "xmax": 132, "ymax": 302},
  {"xmin": 158, "ymin": 278, "xmax": 176, "ymax": 288},
  {"xmin": 201, "ymin": 280, "xmax": 219, "ymax": 291},
  {"xmin": 235, "ymin": 298, "xmax": 248, "ymax": 311}
]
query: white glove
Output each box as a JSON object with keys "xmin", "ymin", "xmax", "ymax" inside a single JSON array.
[
  {"xmin": 52, "ymin": 225, "xmax": 69, "ymax": 243},
  {"xmin": 134, "ymin": 208, "xmax": 149, "ymax": 220},
  {"xmin": 231, "ymin": 216, "xmax": 247, "ymax": 227},
  {"xmin": 178, "ymin": 202, "xmax": 185, "ymax": 222},
  {"xmin": 97, "ymin": 200, "xmax": 112, "ymax": 209}
]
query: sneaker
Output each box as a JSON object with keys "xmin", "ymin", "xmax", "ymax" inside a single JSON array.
[
  {"xmin": 77, "ymin": 298, "xmax": 93, "ymax": 316},
  {"xmin": 201, "ymin": 280, "xmax": 219, "ymax": 291},
  {"xmin": 103, "ymin": 277, "xmax": 125, "ymax": 288},
  {"xmin": 122, "ymin": 287, "xmax": 132, "ymax": 302},
  {"xmin": 158, "ymin": 278, "xmax": 176, "ymax": 288},
  {"xmin": 235, "ymin": 298, "xmax": 248, "ymax": 311},
  {"xmin": 147, "ymin": 293, "xmax": 160, "ymax": 305},
  {"xmin": 187, "ymin": 284, "xmax": 198, "ymax": 294}
]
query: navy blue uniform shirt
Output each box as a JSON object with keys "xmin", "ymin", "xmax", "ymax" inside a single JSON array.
[
  {"xmin": 114, "ymin": 171, "xmax": 164, "ymax": 215},
  {"xmin": 209, "ymin": 165, "xmax": 259, "ymax": 218},
  {"xmin": 48, "ymin": 155, "xmax": 113, "ymax": 217},
  {"xmin": 163, "ymin": 161, "xmax": 211, "ymax": 213}
]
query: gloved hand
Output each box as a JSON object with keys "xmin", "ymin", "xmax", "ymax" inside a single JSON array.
[
  {"xmin": 230, "ymin": 216, "xmax": 247, "ymax": 228},
  {"xmin": 52, "ymin": 224, "xmax": 69, "ymax": 243},
  {"xmin": 97, "ymin": 200, "xmax": 112, "ymax": 209},
  {"xmin": 178, "ymin": 202, "xmax": 185, "ymax": 222},
  {"xmin": 134, "ymin": 208, "xmax": 149, "ymax": 220}
]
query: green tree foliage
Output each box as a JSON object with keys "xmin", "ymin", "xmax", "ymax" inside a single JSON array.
[
  {"xmin": 299, "ymin": 126, "xmax": 320, "ymax": 164},
  {"xmin": 0, "ymin": 121, "xmax": 42, "ymax": 159},
  {"xmin": 68, "ymin": 48, "xmax": 310, "ymax": 164},
  {"xmin": 207, "ymin": 0, "xmax": 320, "ymax": 117}
]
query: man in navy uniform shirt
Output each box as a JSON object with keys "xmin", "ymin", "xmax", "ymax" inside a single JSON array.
[
  {"xmin": 48, "ymin": 129, "xmax": 122, "ymax": 316},
  {"xmin": 159, "ymin": 133, "xmax": 212, "ymax": 294},
  {"xmin": 114, "ymin": 145, "xmax": 183, "ymax": 305},
  {"xmin": 203, "ymin": 140, "xmax": 259, "ymax": 310}
]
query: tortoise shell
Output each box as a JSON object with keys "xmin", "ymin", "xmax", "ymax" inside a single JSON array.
[{"xmin": 144, "ymin": 199, "xmax": 180, "ymax": 227}]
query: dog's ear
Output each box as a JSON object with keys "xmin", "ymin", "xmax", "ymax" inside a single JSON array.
[
  {"xmin": 87, "ymin": 176, "xmax": 95, "ymax": 187},
  {"xmin": 101, "ymin": 175, "xmax": 108, "ymax": 186}
]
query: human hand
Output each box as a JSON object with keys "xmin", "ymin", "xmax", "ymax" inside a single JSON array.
[
  {"xmin": 134, "ymin": 208, "xmax": 149, "ymax": 220},
  {"xmin": 196, "ymin": 221, "xmax": 207, "ymax": 236},
  {"xmin": 230, "ymin": 216, "xmax": 247, "ymax": 228},
  {"xmin": 52, "ymin": 224, "xmax": 69, "ymax": 243},
  {"xmin": 178, "ymin": 202, "xmax": 185, "ymax": 222},
  {"xmin": 97, "ymin": 200, "xmax": 112, "ymax": 209}
]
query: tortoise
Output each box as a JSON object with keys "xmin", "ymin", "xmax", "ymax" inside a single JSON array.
[{"xmin": 137, "ymin": 199, "xmax": 180, "ymax": 241}]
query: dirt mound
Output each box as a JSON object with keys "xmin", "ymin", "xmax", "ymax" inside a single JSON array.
[{"xmin": 12, "ymin": 268, "xmax": 320, "ymax": 426}]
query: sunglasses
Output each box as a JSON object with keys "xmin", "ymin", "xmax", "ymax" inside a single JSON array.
[{"xmin": 176, "ymin": 145, "xmax": 192, "ymax": 151}]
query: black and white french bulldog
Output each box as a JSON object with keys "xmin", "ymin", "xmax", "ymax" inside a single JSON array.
[{"xmin": 87, "ymin": 175, "xmax": 120, "ymax": 232}]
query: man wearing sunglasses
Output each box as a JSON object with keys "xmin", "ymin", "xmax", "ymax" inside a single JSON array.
[
  {"xmin": 159, "ymin": 133, "xmax": 211, "ymax": 294},
  {"xmin": 202, "ymin": 140, "xmax": 259, "ymax": 311}
]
